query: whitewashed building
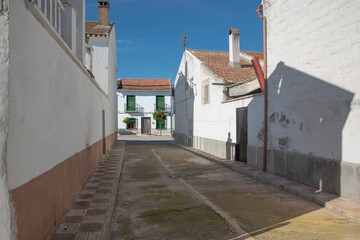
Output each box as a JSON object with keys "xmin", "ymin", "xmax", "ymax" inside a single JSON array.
[
  {"xmin": 174, "ymin": 28, "xmax": 264, "ymax": 161},
  {"xmin": 0, "ymin": 1, "xmax": 117, "ymax": 239},
  {"xmin": 117, "ymin": 79, "xmax": 174, "ymax": 135},
  {"xmin": 85, "ymin": 0, "xmax": 117, "ymax": 96},
  {"xmin": 258, "ymin": 0, "xmax": 360, "ymax": 202}
]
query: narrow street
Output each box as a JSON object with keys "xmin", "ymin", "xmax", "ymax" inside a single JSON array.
[{"xmin": 110, "ymin": 142, "xmax": 360, "ymax": 240}]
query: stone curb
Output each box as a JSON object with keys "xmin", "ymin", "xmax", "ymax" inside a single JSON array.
[
  {"xmin": 172, "ymin": 143, "xmax": 360, "ymax": 223},
  {"xmin": 101, "ymin": 141, "xmax": 126, "ymax": 239}
]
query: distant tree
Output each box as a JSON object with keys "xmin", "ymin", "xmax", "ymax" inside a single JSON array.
[{"xmin": 153, "ymin": 110, "xmax": 166, "ymax": 136}]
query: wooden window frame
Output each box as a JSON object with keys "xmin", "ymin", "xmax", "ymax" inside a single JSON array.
[{"xmin": 202, "ymin": 79, "xmax": 210, "ymax": 104}]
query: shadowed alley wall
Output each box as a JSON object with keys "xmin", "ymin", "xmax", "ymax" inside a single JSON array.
[{"xmin": 252, "ymin": 0, "xmax": 360, "ymax": 201}]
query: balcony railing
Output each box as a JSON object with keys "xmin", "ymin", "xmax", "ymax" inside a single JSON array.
[
  {"xmin": 154, "ymin": 104, "xmax": 171, "ymax": 112},
  {"xmin": 124, "ymin": 103, "xmax": 144, "ymax": 113},
  {"xmin": 27, "ymin": 0, "xmax": 64, "ymax": 36}
]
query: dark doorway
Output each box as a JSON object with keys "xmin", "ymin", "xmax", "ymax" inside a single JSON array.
[
  {"xmin": 236, "ymin": 107, "xmax": 248, "ymax": 162},
  {"xmin": 141, "ymin": 117, "xmax": 151, "ymax": 135},
  {"xmin": 102, "ymin": 110, "xmax": 106, "ymax": 154}
]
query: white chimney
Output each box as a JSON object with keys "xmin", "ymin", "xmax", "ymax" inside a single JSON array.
[{"xmin": 229, "ymin": 28, "xmax": 241, "ymax": 68}]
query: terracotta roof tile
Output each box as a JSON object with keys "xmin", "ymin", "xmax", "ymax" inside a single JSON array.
[
  {"xmin": 85, "ymin": 21, "xmax": 114, "ymax": 36},
  {"xmin": 118, "ymin": 79, "xmax": 172, "ymax": 91},
  {"xmin": 243, "ymin": 51, "xmax": 264, "ymax": 60},
  {"xmin": 188, "ymin": 49, "xmax": 263, "ymax": 84}
]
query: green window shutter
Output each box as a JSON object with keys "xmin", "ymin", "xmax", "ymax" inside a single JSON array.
[
  {"xmin": 156, "ymin": 120, "xmax": 165, "ymax": 129},
  {"xmin": 156, "ymin": 96, "xmax": 165, "ymax": 111},
  {"xmin": 127, "ymin": 95, "xmax": 135, "ymax": 111}
]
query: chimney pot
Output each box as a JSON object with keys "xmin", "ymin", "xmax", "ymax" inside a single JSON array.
[
  {"xmin": 229, "ymin": 28, "xmax": 241, "ymax": 68},
  {"xmin": 98, "ymin": 0, "xmax": 109, "ymax": 25}
]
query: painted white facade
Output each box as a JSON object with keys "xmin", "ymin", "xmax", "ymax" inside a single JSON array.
[
  {"xmin": 174, "ymin": 50, "xmax": 263, "ymax": 160},
  {"xmin": 262, "ymin": 0, "xmax": 360, "ymax": 201},
  {"xmin": 87, "ymin": 21, "xmax": 118, "ymax": 130},
  {"xmin": 90, "ymin": 37, "xmax": 110, "ymax": 95},
  {"xmin": 118, "ymin": 91, "xmax": 173, "ymax": 135},
  {"xmin": 0, "ymin": 0, "xmax": 117, "ymax": 237}
]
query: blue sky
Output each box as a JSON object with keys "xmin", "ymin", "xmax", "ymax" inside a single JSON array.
[{"xmin": 86, "ymin": 0, "xmax": 263, "ymax": 84}]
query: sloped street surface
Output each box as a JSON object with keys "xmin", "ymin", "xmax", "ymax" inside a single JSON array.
[{"xmin": 110, "ymin": 142, "xmax": 360, "ymax": 240}]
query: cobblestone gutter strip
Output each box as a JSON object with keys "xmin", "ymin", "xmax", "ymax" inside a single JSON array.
[
  {"xmin": 49, "ymin": 141, "xmax": 125, "ymax": 240},
  {"xmin": 100, "ymin": 142, "xmax": 126, "ymax": 239},
  {"xmin": 172, "ymin": 143, "xmax": 360, "ymax": 223}
]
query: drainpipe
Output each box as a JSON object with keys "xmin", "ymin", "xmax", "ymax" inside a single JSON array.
[{"xmin": 257, "ymin": 4, "xmax": 268, "ymax": 172}]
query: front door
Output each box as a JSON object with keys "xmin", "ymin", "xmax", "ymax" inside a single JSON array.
[
  {"xmin": 236, "ymin": 108, "xmax": 248, "ymax": 162},
  {"xmin": 141, "ymin": 117, "xmax": 151, "ymax": 135}
]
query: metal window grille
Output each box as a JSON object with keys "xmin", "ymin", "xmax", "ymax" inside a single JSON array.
[{"xmin": 127, "ymin": 118, "xmax": 138, "ymax": 130}]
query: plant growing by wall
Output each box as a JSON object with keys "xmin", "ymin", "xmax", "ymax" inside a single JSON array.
[
  {"xmin": 153, "ymin": 110, "xmax": 166, "ymax": 135},
  {"xmin": 123, "ymin": 117, "xmax": 131, "ymax": 126}
]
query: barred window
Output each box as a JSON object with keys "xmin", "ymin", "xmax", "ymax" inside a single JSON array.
[{"xmin": 127, "ymin": 118, "xmax": 137, "ymax": 129}]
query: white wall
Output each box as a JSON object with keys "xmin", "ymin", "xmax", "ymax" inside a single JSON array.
[
  {"xmin": 0, "ymin": 10, "xmax": 13, "ymax": 240},
  {"xmin": 264, "ymin": 0, "xmax": 360, "ymax": 164},
  {"xmin": 6, "ymin": 0, "xmax": 116, "ymax": 190},
  {"xmin": 118, "ymin": 91, "xmax": 172, "ymax": 131},
  {"xmin": 89, "ymin": 37, "xmax": 109, "ymax": 95},
  {"xmin": 107, "ymin": 25, "xmax": 118, "ymax": 133}
]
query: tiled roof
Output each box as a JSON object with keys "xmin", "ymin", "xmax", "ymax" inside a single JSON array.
[
  {"xmin": 85, "ymin": 21, "xmax": 114, "ymax": 36},
  {"xmin": 118, "ymin": 79, "xmax": 172, "ymax": 91},
  {"xmin": 188, "ymin": 49, "xmax": 263, "ymax": 84}
]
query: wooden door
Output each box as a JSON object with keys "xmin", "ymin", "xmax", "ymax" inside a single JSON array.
[{"xmin": 141, "ymin": 117, "xmax": 151, "ymax": 135}]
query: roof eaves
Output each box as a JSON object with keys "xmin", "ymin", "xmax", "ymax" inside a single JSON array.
[{"xmin": 186, "ymin": 49, "xmax": 229, "ymax": 83}]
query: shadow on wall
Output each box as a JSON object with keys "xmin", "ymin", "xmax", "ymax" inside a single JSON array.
[
  {"xmin": 248, "ymin": 61, "xmax": 356, "ymax": 200},
  {"xmin": 226, "ymin": 132, "xmax": 233, "ymax": 160},
  {"xmin": 174, "ymin": 60, "xmax": 194, "ymax": 146}
]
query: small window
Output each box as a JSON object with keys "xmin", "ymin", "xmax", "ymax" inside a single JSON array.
[
  {"xmin": 202, "ymin": 80, "xmax": 210, "ymax": 104},
  {"xmin": 156, "ymin": 119, "xmax": 166, "ymax": 129},
  {"xmin": 127, "ymin": 118, "xmax": 137, "ymax": 129}
]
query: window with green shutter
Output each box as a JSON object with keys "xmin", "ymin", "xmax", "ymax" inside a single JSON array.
[
  {"xmin": 127, "ymin": 95, "xmax": 135, "ymax": 111},
  {"xmin": 156, "ymin": 96, "xmax": 165, "ymax": 111},
  {"xmin": 156, "ymin": 119, "xmax": 166, "ymax": 129}
]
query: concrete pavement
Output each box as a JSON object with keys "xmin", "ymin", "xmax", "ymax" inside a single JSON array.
[
  {"xmin": 110, "ymin": 142, "xmax": 360, "ymax": 240},
  {"xmin": 174, "ymin": 143, "xmax": 360, "ymax": 223}
]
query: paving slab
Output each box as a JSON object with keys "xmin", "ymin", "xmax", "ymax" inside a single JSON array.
[{"xmin": 48, "ymin": 141, "xmax": 125, "ymax": 240}]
